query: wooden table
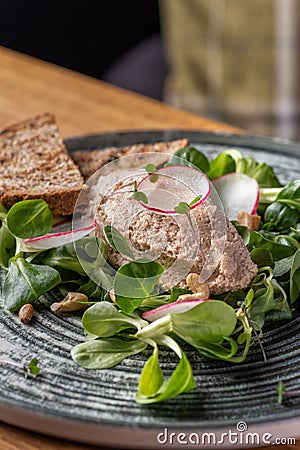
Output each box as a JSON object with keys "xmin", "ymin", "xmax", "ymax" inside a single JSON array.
[
  {"xmin": 0, "ymin": 46, "xmax": 298, "ymax": 450},
  {"xmin": 0, "ymin": 46, "xmax": 241, "ymax": 137}
]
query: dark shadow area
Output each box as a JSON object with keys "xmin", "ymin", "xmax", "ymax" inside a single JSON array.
[{"xmin": 0, "ymin": 0, "xmax": 166, "ymax": 99}]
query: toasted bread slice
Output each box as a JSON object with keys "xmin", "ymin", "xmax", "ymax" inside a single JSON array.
[
  {"xmin": 0, "ymin": 113, "xmax": 84, "ymax": 216},
  {"xmin": 71, "ymin": 138, "xmax": 189, "ymax": 179}
]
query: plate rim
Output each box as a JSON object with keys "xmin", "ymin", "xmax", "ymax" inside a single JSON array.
[
  {"xmin": 65, "ymin": 129, "xmax": 300, "ymax": 158},
  {"xmin": 0, "ymin": 399, "xmax": 300, "ymax": 449}
]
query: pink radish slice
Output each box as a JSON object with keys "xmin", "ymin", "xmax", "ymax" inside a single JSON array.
[
  {"xmin": 23, "ymin": 221, "xmax": 96, "ymax": 250},
  {"xmin": 137, "ymin": 165, "xmax": 210, "ymax": 214},
  {"xmin": 142, "ymin": 298, "xmax": 207, "ymax": 322},
  {"xmin": 212, "ymin": 172, "xmax": 260, "ymax": 221}
]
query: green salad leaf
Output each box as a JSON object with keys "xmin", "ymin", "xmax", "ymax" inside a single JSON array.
[
  {"xmin": 137, "ymin": 341, "xmax": 164, "ymax": 397},
  {"xmin": 104, "ymin": 225, "xmax": 134, "ymax": 259},
  {"xmin": 248, "ymin": 231, "xmax": 298, "ymax": 261},
  {"xmin": 114, "ymin": 260, "xmax": 164, "ymax": 314},
  {"xmin": 3, "ymin": 257, "xmax": 61, "ymax": 312},
  {"xmin": 276, "ymin": 180, "xmax": 300, "ymax": 211},
  {"xmin": 171, "ymin": 300, "xmax": 237, "ymax": 343},
  {"xmin": 82, "ymin": 301, "xmax": 146, "ymax": 337},
  {"xmin": 136, "ymin": 336, "xmax": 196, "ymax": 404},
  {"xmin": 249, "ymin": 269, "xmax": 291, "ymax": 328},
  {"xmin": 290, "ymin": 250, "xmax": 300, "ymax": 303},
  {"xmin": 167, "ymin": 146, "xmax": 210, "ymax": 173},
  {"xmin": 71, "ymin": 338, "xmax": 147, "ymax": 369},
  {"xmin": 0, "ymin": 221, "xmax": 15, "ymax": 270},
  {"xmin": 207, "ymin": 152, "xmax": 235, "ymax": 179},
  {"xmin": 6, "ymin": 199, "xmax": 52, "ymax": 238},
  {"xmin": 35, "ymin": 242, "xmax": 87, "ymax": 276},
  {"xmin": 264, "ymin": 202, "xmax": 300, "ymax": 233}
]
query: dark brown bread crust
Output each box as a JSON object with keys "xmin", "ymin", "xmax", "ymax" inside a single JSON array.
[
  {"xmin": 0, "ymin": 189, "xmax": 82, "ymax": 216},
  {"xmin": 71, "ymin": 138, "xmax": 190, "ymax": 180},
  {"xmin": 0, "ymin": 113, "xmax": 84, "ymax": 216}
]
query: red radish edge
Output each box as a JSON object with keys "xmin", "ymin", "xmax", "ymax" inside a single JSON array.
[
  {"xmin": 142, "ymin": 298, "xmax": 208, "ymax": 322},
  {"xmin": 212, "ymin": 172, "xmax": 260, "ymax": 217},
  {"xmin": 23, "ymin": 221, "xmax": 96, "ymax": 244},
  {"xmin": 137, "ymin": 165, "xmax": 211, "ymax": 214},
  {"xmin": 251, "ymin": 188, "xmax": 260, "ymax": 215}
]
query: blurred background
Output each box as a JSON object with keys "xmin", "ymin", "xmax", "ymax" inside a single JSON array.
[{"xmin": 1, "ymin": 0, "xmax": 300, "ymax": 140}]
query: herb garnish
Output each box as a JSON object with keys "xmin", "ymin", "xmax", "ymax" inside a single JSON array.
[
  {"xmin": 0, "ymin": 357, "xmax": 40, "ymax": 378},
  {"xmin": 133, "ymin": 180, "xmax": 148, "ymax": 204},
  {"xmin": 277, "ymin": 381, "xmax": 300, "ymax": 404}
]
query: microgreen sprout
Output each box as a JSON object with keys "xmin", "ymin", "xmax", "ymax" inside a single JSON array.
[
  {"xmin": 251, "ymin": 324, "xmax": 267, "ymax": 363},
  {"xmin": 0, "ymin": 357, "xmax": 40, "ymax": 378},
  {"xmin": 189, "ymin": 195, "xmax": 202, "ymax": 207},
  {"xmin": 27, "ymin": 357, "xmax": 40, "ymax": 377},
  {"xmin": 103, "ymin": 179, "xmax": 150, "ymax": 204},
  {"xmin": 145, "ymin": 163, "xmax": 158, "ymax": 183},
  {"xmin": 150, "ymin": 174, "xmax": 158, "ymax": 183},
  {"xmin": 277, "ymin": 381, "xmax": 285, "ymax": 404},
  {"xmin": 236, "ymin": 289, "xmax": 267, "ymax": 363},
  {"xmin": 173, "ymin": 195, "xmax": 203, "ymax": 215},
  {"xmin": 133, "ymin": 180, "xmax": 148, "ymax": 204},
  {"xmin": 174, "ymin": 202, "xmax": 190, "ymax": 215},
  {"xmin": 145, "ymin": 163, "xmax": 157, "ymax": 174},
  {"xmin": 277, "ymin": 381, "xmax": 300, "ymax": 404}
]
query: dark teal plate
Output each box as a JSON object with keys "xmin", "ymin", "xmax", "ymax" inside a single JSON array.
[{"xmin": 0, "ymin": 131, "xmax": 300, "ymax": 448}]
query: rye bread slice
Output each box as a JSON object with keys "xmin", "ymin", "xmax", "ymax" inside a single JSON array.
[
  {"xmin": 0, "ymin": 113, "xmax": 84, "ymax": 216},
  {"xmin": 71, "ymin": 138, "xmax": 189, "ymax": 179}
]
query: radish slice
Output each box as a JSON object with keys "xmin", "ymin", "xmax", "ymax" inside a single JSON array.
[
  {"xmin": 23, "ymin": 221, "xmax": 96, "ymax": 250},
  {"xmin": 142, "ymin": 298, "xmax": 207, "ymax": 322},
  {"xmin": 137, "ymin": 165, "xmax": 210, "ymax": 214},
  {"xmin": 212, "ymin": 173, "xmax": 260, "ymax": 221}
]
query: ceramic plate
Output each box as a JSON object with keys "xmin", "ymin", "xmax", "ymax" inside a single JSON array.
[{"xmin": 1, "ymin": 131, "xmax": 300, "ymax": 449}]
